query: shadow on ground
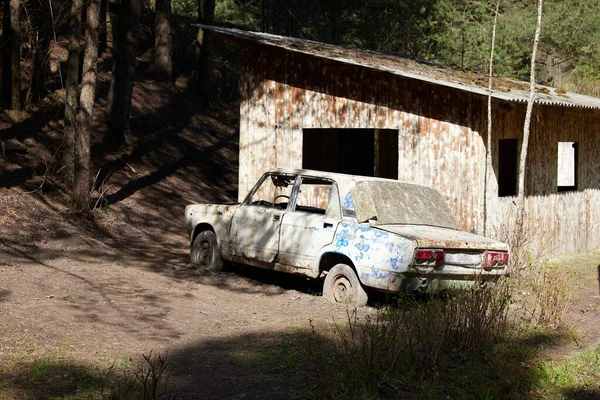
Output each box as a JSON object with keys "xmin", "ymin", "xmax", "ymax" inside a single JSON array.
[{"xmin": 1, "ymin": 328, "xmax": 598, "ymax": 400}]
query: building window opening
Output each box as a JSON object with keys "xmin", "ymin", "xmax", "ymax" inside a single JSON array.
[
  {"xmin": 557, "ymin": 142, "xmax": 578, "ymax": 192},
  {"xmin": 498, "ymin": 138, "xmax": 518, "ymax": 197},
  {"xmin": 302, "ymin": 128, "xmax": 398, "ymax": 179}
]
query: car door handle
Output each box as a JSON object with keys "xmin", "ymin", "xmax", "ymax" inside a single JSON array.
[
  {"xmin": 273, "ymin": 214, "xmax": 281, "ymax": 221},
  {"xmin": 323, "ymin": 222, "xmax": 333, "ymax": 228}
]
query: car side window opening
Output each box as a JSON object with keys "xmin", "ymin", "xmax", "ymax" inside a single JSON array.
[
  {"xmin": 294, "ymin": 178, "xmax": 341, "ymax": 218},
  {"xmin": 248, "ymin": 174, "xmax": 295, "ymax": 209}
]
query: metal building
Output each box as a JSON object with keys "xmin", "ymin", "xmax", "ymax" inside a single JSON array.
[{"xmin": 201, "ymin": 25, "xmax": 600, "ymax": 256}]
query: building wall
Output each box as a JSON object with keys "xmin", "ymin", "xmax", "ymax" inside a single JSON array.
[
  {"xmin": 238, "ymin": 43, "xmax": 600, "ymax": 255},
  {"xmin": 239, "ymin": 44, "xmax": 486, "ymax": 233},
  {"xmin": 487, "ymin": 104, "xmax": 600, "ymax": 255}
]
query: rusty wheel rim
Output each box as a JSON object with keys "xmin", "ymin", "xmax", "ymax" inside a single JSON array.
[
  {"xmin": 332, "ymin": 275, "xmax": 352, "ymax": 303},
  {"xmin": 197, "ymin": 241, "xmax": 213, "ymax": 267}
]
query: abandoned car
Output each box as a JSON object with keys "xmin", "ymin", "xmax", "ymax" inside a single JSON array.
[{"xmin": 185, "ymin": 169, "xmax": 510, "ymax": 306}]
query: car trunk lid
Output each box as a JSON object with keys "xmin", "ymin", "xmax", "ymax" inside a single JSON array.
[{"xmin": 375, "ymin": 225, "xmax": 509, "ymax": 252}]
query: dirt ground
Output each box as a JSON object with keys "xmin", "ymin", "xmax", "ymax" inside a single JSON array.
[
  {"xmin": 0, "ymin": 68, "xmax": 354, "ymax": 398},
  {"xmin": 0, "ymin": 192, "xmax": 351, "ymax": 399},
  {"xmin": 1, "ymin": 66, "xmax": 600, "ymax": 399}
]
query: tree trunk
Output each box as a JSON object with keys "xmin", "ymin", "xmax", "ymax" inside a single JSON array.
[
  {"xmin": 483, "ymin": 2, "xmax": 499, "ymax": 236},
  {"xmin": 109, "ymin": 0, "xmax": 141, "ymax": 149},
  {"xmin": 106, "ymin": 2, "xmax": 119, "ymax": 116},
  {"xmin": 74, "ymin": 0, "xmax": 101, "ymax": 211},
  {"xmin": 98, "ymin": 0, "xmax": 107, "ymax": 53},
  {"xmin": 31, "ymin": 0, "xmax": 52, "ymax": 103},
  {"xmin": 195, "ymin": 0, "xmax": 215, "ymax": 105},
  {"xmin": 105, "ymin": 0, "xmax": 114, "ymax": 53},
  {"xmin": 154, "ymin": 0, "xmax": 172, "ymax": 81},
  {"xmin": 63, "ymin": 0, "xmax": 85, "ymax": 188},
  {"xmin": 515, "ymin": 0, "xmax": 544, "ymax": 239},
  {"xmin": 2, "ymin": 0, "xmax": 21, "ymax": 110}
]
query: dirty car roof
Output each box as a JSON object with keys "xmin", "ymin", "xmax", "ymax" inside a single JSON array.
[{"xmin": 266, "ymin": 168, "xmax": 429, "ymax": 187}]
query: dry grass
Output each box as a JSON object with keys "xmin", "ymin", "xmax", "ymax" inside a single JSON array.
[{"xmin": 306, "ymin": 225, "xmax": 580, "ymax": 398}]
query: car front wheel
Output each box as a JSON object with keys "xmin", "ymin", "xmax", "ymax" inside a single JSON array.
[
  {"xmin": 190, "ymin": 230, "xmax": 223, "ymax": 271},
  {"xmin": 323, "ymin": 263, "xmax": 368, "ymax": 307}
]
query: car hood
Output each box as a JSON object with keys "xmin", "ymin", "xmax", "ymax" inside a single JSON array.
[
  {"xmin": 351, "ymin": 180, "xmax": 459, "ymax": 229},
  {"xmin": 375, "ymin": 224, "xmax": 509, "ymax": 252}
]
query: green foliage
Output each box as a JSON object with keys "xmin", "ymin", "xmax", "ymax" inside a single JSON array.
[
  {"xmin": 172, "ymin": 0, "xmax": 198, "ymax": 18},
  {"xmin": 30, "ymin": 361, "xmax": 50, "ymax": 382},
  {"xmin": 214, "ymin": 0, "xmax": 600, "ymax": 95}
]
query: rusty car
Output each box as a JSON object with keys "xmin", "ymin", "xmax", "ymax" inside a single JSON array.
[{"xmin": 184, "ymin": 168, "xmax": 510, "ymax": 306}]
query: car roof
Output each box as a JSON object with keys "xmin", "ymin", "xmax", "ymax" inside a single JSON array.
[{"xmin": 266, "ymin": 168, "xmax": 430, "ymax": 188}]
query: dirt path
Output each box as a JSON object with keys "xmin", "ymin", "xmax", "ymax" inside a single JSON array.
[
  {"xmin": 0, "ymin": 186, "xmax": 358, "ymax": 399},
  {"xmin": 0, "ymin": 239, "xmax": 349, "ymax": 398}
]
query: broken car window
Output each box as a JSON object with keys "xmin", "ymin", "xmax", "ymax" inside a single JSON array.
[
  {"xmin": 248, "ymin": 174, "xmax": 294, "ymax": 209},
  {"xmin": 294, "ymin": 178, "xmax": 341, "ymax": 217}
]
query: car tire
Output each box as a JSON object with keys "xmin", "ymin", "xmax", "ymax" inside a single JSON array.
[
  {"xmin": 190, "ymin": 230, "xmax": 223, "ymax": 272},
  {"xmin": 323, "ymin": 263, "xmax": 368, "ymax": 307}
]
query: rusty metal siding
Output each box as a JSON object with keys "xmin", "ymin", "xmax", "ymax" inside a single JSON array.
[
  {"xmin": 239, "ymin": 44, "xmax": 600, "ymax": 255},
  {"xmin": 240, "ymin": 44, "xmax": 486, "ymax": 232}
]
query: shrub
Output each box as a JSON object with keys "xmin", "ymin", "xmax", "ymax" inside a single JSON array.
[
  {"xmin": 99, "ymin": 351, "xmax": 175, "ymax": 400},
  {"xmin": 310, "ymin": 282, "xmax": 513, "ymax": 397}
]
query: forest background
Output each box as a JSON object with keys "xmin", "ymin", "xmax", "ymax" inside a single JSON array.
[
  {"xmin": 209, "ymin": 0, "xmax": 600, "ymax": 96},
  {"xmin": 1, "ymin": 0, "xmax": 599, "ymax": 205}
]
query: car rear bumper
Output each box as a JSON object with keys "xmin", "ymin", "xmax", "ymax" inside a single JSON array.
[{"xmin": 358, "ymin": 265, "xmax": 506, "ymax": 294}]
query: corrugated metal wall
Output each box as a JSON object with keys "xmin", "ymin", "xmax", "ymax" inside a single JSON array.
[{"xmin": 238, "ymin": 43, "xmax": 600, "ymax": 255}]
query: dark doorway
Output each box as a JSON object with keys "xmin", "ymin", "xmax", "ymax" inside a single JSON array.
[
  {"xmin": 498, "ymin": 138, "xmax": 518, "ymax": 197},
  {"xmin": 302, "ymin": 129, "xmax": 398, "ymax": 179}
]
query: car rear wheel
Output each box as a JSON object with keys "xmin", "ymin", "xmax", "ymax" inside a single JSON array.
[
  {"xmin": 190, "ymin": 230, "xmax": 223, "ymax": 271},
  {"xmin": 323, "ymin": 264, "xmax": 368, "ymax": 307}
]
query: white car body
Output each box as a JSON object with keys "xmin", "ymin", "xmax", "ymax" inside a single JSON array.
[{"xmin": 185, "ymin": 169, "xmax": 509, "ymax": 298}]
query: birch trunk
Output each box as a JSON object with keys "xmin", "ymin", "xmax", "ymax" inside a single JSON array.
[
  {"xmin": 74, "ymin": 0, "xmax": 100, "ymax": 211},
  {"xmin": 515, "ymin": 0, "xmax": 544, "ymax": 238},
  {"xmin": 63, "ymin": 0, "xmax": 85, "ymax": 187},
  {"xmin": 483, "ymin": 2, "xmax": 499, "ymax": 236}
]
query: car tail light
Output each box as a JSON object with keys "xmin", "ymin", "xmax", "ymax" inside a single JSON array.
[
  {"xmin": 413, "ymin": 249, "xmax": 444, "ymax": 268},
  {"xmin": 483, "ymin": 251, "xmax": 509, "ymax": 270}
]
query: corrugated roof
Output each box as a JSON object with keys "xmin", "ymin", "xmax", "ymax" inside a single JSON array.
[{"xmin": 197, "ymin": 24, "xmax": 600, "ymax": 111}]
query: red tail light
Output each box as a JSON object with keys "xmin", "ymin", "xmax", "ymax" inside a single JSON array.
[
  {"xmin": 483, "ymin": 251, "xmax": 509, "ymax": 270},
  {"xmin": 414, "ymin": 249, "xmax": 444, "ymax": 268}
]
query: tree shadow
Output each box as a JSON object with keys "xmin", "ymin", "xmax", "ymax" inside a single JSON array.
[
  {"xmin": 0, "ymin": 288, "xmax": 11, "ymax": 302},
  {"xmin": 0, "ymin": 322, "xmax": 593, "ymax": 399},
  {"xmin": 562, "ymin": 387, "xmax": 600, "ymax": 400},
  {"xmin": 0, "ymin": 101, "xmax": 64, "ymax": 188},
  {"xmin": 0, "ymin": 330, "xmax": 320, "ymax": 400}
]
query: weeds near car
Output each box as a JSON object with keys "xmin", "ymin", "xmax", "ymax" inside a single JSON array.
[
  {"xmin": 537, "ymin": 342, "xmax": 600, "ymax": 396},
  {"xmin": 30, "ymin": 361, "xmax": 50, "ymax": 382},
  {"xmin": 306, "ymin": 225, "xmax": 581, "ymax": 398},
  {"xmin": 498, "ymin": 220, "xmax": 572, "ymax": 329},
  {"xmin": 518, "ymin": 260, "xmax": 573, "ymax": 328},
  {"xmin": 309, "ymin": 282, "xmax": 514, "ymax": 397},
  {"xmin": 98, "ymin": 351, "xmax": 176, "ymax": 400}
]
